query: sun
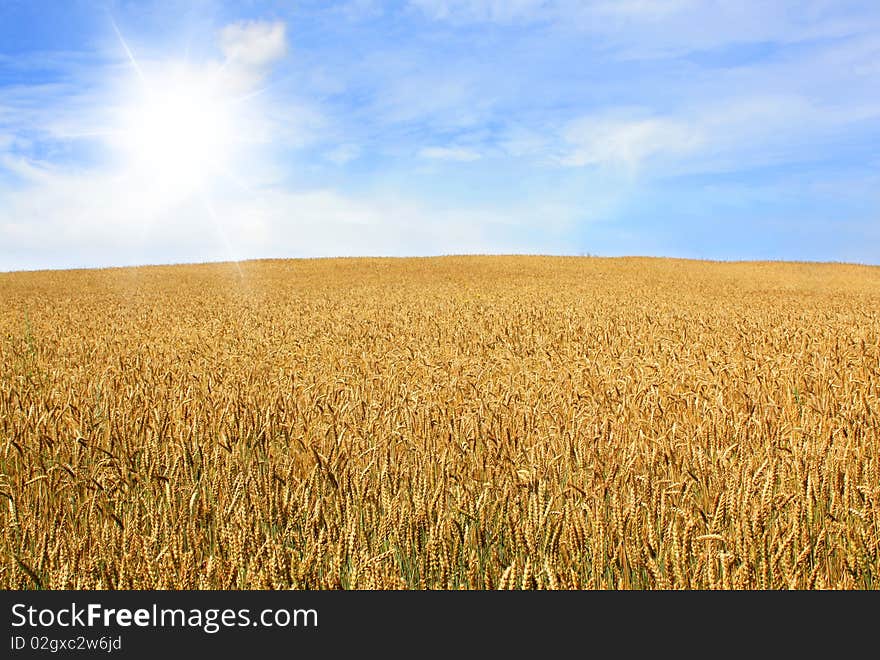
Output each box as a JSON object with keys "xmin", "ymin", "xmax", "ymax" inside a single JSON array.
[{"xmin": 115, "ymin": 65, "xmax": 237, "ymax": 199}]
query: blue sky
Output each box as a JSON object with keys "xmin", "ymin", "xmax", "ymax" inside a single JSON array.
[{"xmin": 1, "ymin": 0, "xmax": 879, "ymax": 271}]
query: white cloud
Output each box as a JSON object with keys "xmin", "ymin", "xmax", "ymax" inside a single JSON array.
[
  {"xmin": 372, "ymin": 69, "xmax": 493, "ymax": 130},
  {"xmin": 324, "ymin": 144, "xmax": 361, "ymax": 165},
  {"xmin": 560, "ymin": 112, "xmax": 702, "ymax": 171},
  {"xmin": 192, "ymin": 187, "xmax": 574, "ymax": 259},
  {"xmin": 557, "ymin": 92, "xmax": 880, "ymax": 176},
  {"xmin": 0, "ymin": 82, "xmax": 96, "ymax": 146},
  {"xmin": 673, "ymin": 94, "xmax": 880, "ymax": 174},
  {"xmin": 418, "ymin": 146, "xmax": 482, "ymax": 161},
  {"xmin": 0, "ymin": 157, "xmax": 573, "ymax": 271},
  {"xmin": 219, "ymin": 21, "xmax": 287, "ymax": 69},
  {"xmin": 499, "ymin": 126, "xmax": 549, "ymax": 158}
]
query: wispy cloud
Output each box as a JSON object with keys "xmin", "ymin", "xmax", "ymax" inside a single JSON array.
[
  {"xmin": 220, "ymin": 20, "xmax": 287, "ymax": 69},
  {"xmin": 0, "ymin": 160, "xmax": 572, "ymax": 271},
  {"xmin": 419, "ymin": 146, "xmax": 482, "ymax": 162},
  {"xmin": 559, "ymin": 112, "xmax": 702, "ymax": 171},
  {"xmin": 324, "ymin": 143, "xmax": 361, "ymax": 165},
  {"xmin": 409, "ymin": 0, "xmax": 696, "ymax": 24},
  {"xmin": 553, "ymin": 92, "xmax": 880, "ymax": 177}
]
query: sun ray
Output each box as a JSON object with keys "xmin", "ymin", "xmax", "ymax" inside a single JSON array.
[
  {"xmin": 110, "ymin": 18, "xmax": 147, "ymax": 88},
  {"xmin": 199, "ymin": 192, "xmax": 245, "ymax": 282}
]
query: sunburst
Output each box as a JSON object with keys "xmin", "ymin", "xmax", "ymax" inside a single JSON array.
[{"xmin": 110, "ymin": 21, "xmax": 241, "ymax": 202}]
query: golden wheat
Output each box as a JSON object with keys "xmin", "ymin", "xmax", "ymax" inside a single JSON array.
[{"xmin": 1, "ymin": 256, "xmax": 878, "ymax": 589}]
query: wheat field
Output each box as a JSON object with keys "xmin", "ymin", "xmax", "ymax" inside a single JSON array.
[{"xmin": 1, "ymin": 256, "xmax": 878, "ymax": 589}]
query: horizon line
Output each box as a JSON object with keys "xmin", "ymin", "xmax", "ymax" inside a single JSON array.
[{"xmin": 3, "ymin": 253, "xmax": 880, "ymax": 275}]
